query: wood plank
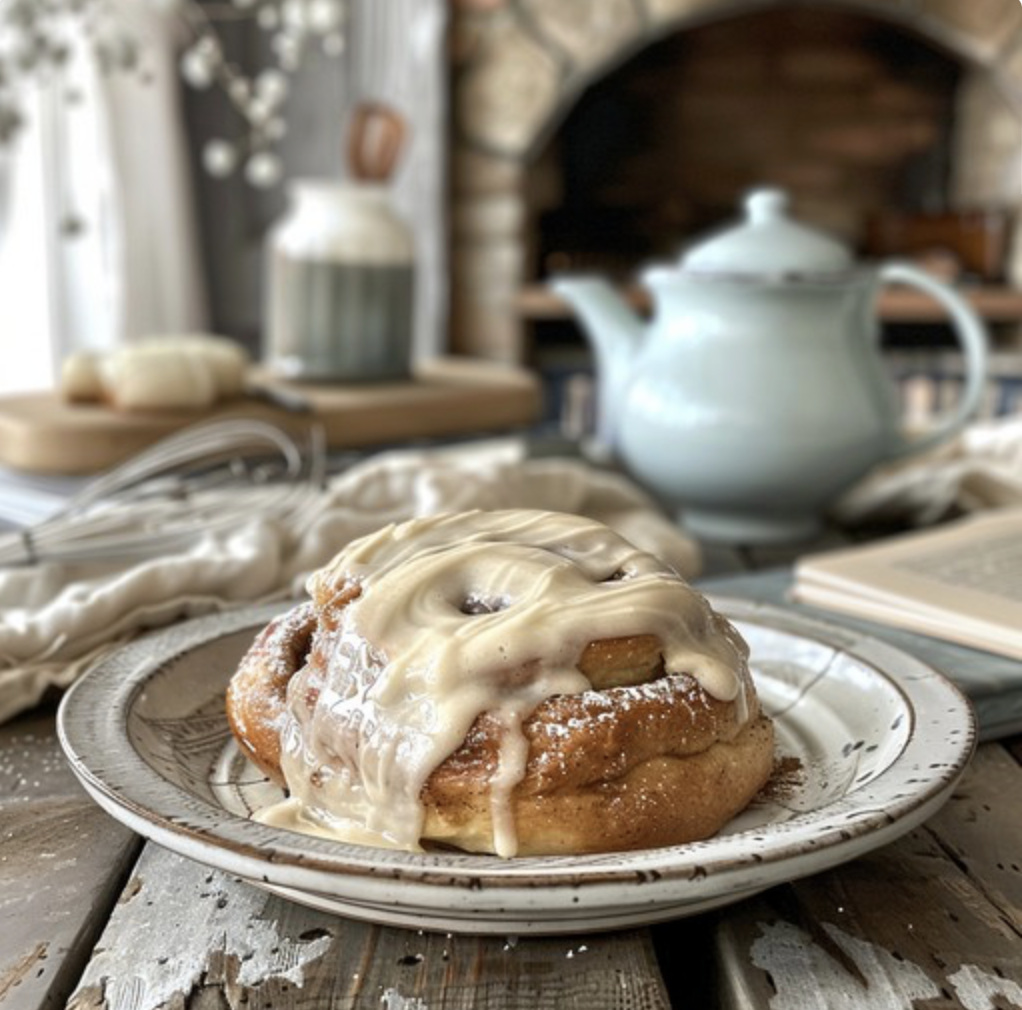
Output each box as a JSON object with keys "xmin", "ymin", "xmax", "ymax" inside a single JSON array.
[
  {"xmin": 925, "ymin": 743, "xmax": 1022, "ymax": 916},
  {"xmin": 0, "ymin": 711, "xmax": 141, "ymax": 1010},
  {"xmin": 0, "ymin": 358, "xmax": 542, "ymax": 475},
  {"xmin": 714, "ymin": 743, "xmax": 1022, "ymax": 1010},
  {"xmin": 516, "ymin": 283, "xmax": 1022, "ymax": 325},
  {"xmin": 878, "ymin": 287, "xmax": 1022, "ymax": 324},
  {"xmin": 67, "ymin": 844, "xmax": 671, "ymax": 1010}
]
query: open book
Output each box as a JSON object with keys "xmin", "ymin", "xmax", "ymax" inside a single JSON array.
[{"xmin": 791, "ymin": 508, "xmax": 1022, "ymax": 661}]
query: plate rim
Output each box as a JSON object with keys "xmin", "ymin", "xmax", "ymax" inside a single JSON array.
[{"xmin": 56, "ymin": 596, "xmax": 977, "ymax": 904}]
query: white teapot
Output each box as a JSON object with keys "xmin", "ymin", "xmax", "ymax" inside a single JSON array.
[{"xmin": 553, "ymin": 189, "xmax": 989, "ymax": 543}]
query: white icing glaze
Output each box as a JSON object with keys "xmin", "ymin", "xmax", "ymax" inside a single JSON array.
[{"xmin": 256, "ymin": 509, "xmax": 753, "ymax": 856}]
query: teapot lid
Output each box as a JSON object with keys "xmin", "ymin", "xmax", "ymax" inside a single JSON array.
[{"xmin": 681, "ymin": 188, "xmax": 852, "ymax": 276}]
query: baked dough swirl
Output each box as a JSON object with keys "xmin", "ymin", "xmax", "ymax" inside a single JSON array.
[{"xmin": 226, "ymin": 509, "xmax": 774, "ymax": 856}]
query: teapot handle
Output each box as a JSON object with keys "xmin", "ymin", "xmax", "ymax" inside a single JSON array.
[{"xmin": 879, "ymin": 261, "xmax": 989, "ymax": 460}]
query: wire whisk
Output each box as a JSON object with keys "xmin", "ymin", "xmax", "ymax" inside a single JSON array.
[{"xmin": 0, "ymin": 418, "xmax": 326, "ymax": 568}]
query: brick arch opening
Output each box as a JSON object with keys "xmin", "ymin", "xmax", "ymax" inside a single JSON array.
[
  {"xmin": 450, "ymin": 0, "xmax": 1022, "ymax": 362},
  {"xmin": 532, "ymin": 7, "xmax": 966, "ymax": 282}
]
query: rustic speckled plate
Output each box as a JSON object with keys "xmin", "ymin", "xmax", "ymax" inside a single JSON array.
[{"xmin": 57, "ymin": 597, "xmax": 975, "ymax": 935}]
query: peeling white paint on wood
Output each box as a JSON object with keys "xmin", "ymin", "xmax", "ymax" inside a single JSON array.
[
  {"xmin": 948, "ymin": 963, "xmax": 1022, "ymax": 1010},
  {"xmin": 0, "ymin": 942, "xmax": 48, "ymax": 1001},
  {"xmin": 749, "ymin": 921, "xmax": 940, "ymax": 1008},
  {"xmin": 63, "ymin": 840, "xmax": 672, "ymax": 1010},
  {"xmin": 751, "ymin": 920, "xmax": 1022, "ymax": 1010},
  {"xmin": 380, "ymin": 988, "xmax": 430, "ymax": 1010},
  {"xmin": 69, "ymin": 852, "xmax": 331, "ymax": 1010}
]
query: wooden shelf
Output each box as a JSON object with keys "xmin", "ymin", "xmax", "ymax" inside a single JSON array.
[
  {"xmin": 517, "ymin": 283, "xmax": 1022, "ymax": 325},
  {"xmin": 878, "ymin": 286, "xmax": 1022, "ymax": 323}
]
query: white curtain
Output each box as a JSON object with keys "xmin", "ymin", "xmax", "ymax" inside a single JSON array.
[{"xmin": 0, "ymin": 0, "xmax": 208, "ymax": 395}]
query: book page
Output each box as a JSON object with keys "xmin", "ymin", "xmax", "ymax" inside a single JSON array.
[
  {"xmin": 792, "ymin": 508, "xmax": 1022, "ymax": 659},
  {"xmin": 892, "ymin": 533, "xmax": 1022, "ymax": 602}
]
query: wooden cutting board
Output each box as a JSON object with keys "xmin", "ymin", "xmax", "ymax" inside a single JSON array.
[{"xmin": 0, "ymin": 357, "xmax": 543, "ymax": 475}]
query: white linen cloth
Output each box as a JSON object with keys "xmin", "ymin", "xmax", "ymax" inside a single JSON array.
[
  {"xmin": 834, "ymin": 415, "xmax": 1022, "ymax": 527},
  {"xmin": 0, "ymin": 439, "xmax": 701, "ymax": 725},
  {"xmin": 0, "ymin": 0, "xmax": 207, "ymax": 396}
]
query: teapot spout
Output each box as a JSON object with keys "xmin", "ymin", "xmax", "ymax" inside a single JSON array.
[{"xmin": 550, "ymin": 276, "xmax": 645, "ymax": 452}]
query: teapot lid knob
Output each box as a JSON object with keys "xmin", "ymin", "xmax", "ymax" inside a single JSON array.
[
  {"xmin": 745, "ymin": 188, "xmax": 788, "ymax": 224},
  {"xmin": 680, "ymin": 186, "xmax": 853, "ymax": 276}
]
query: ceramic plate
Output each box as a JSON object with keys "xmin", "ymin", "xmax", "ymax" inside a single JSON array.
[{"xmin": 57, "ymin": 597, "xmax": 976, "ymax": 935}]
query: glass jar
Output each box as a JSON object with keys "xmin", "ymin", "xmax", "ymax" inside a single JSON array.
[{"xmin": 264, "ymin": 179, "xmax": 415, "ymax": 381}]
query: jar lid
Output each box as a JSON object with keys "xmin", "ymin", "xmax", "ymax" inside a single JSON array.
[{"xmin": 681, "ymin": 188, "xmax": 852, "ymax": 276}]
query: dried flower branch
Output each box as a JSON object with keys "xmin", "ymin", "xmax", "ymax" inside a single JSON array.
[{"xmin": 0, "ymin": 0, "xmax": 349, "ymax": 188}]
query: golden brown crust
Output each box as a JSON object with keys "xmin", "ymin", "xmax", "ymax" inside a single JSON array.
[
  {"xmin": 226, "ymin": 587, "xmax": 775, "ymax": 855},
  {"xmin": 420, "ymin": 658, "xmax": 772, "ymax": 854},
  {"xmin": 225, "ymin": 602, "xmax": 317, "ymax": 784},
  {"xmin": 424, "ymin": 715, "xmax": 775, "ymax": 854}
]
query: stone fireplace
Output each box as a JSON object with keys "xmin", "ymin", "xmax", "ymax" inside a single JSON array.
[{"xmin": 448, "ymin": 0, "xmax": 1022, "ymax": 365}]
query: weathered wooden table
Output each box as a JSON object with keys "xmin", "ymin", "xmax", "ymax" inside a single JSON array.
[{"xmin": 3, "ymin": 572, "xmax": 1022, "ymax": 1009}]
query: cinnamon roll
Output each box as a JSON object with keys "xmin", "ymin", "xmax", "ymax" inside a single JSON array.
[{"xmin": 225, "ymin": 509, "xmax": 774, "ymax": 856}]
